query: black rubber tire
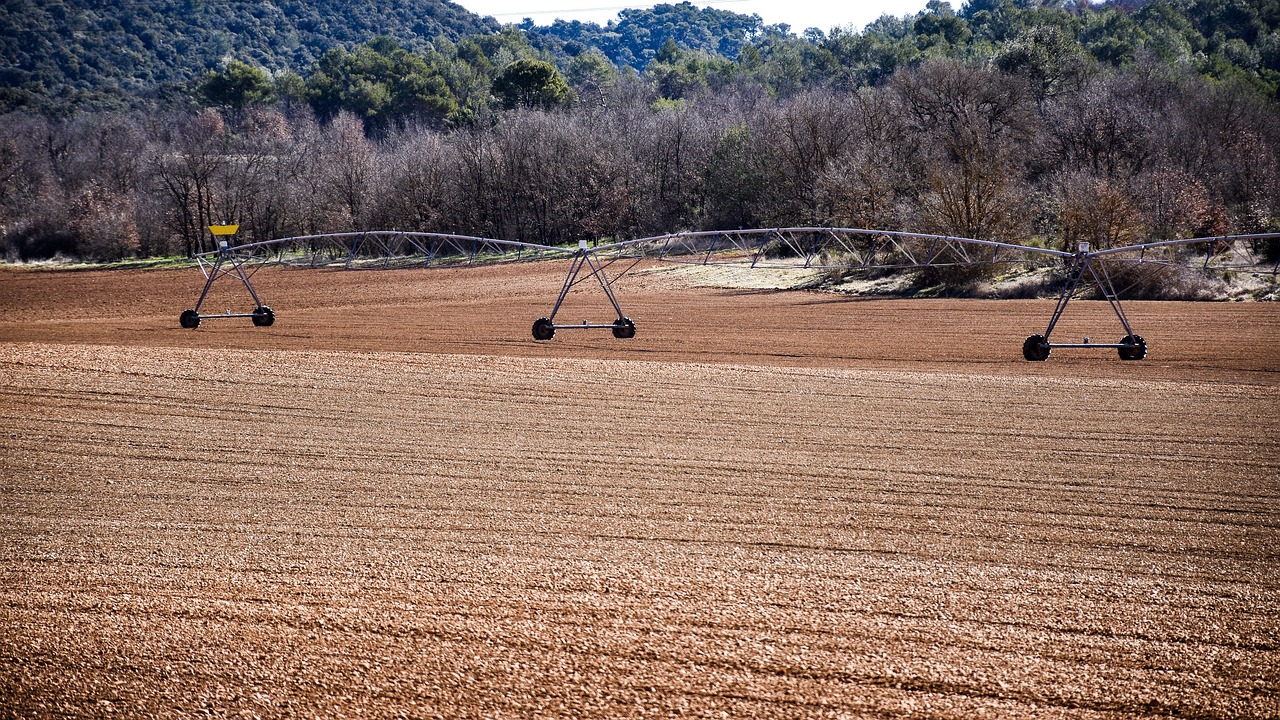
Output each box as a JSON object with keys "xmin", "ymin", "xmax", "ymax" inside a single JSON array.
[
  {"xmin": 1118, "ymin": 334, "xmax": 1147, "ymax": 361},
  {"xmin": 179, "ymin": 309, "xmax": 200, "ymax": 329},
  {"xmin": 611, "ymin": 317, "xmax": 636, "ymax": 339},
  {"xmin": 251, "ymin": 306, "xmax": 275, "ymax": 327},
  {"xmin": 532, "ymin": 317, "xmax": 555, "ymax": 340},
  {"xmin": 1022, "ymin": 334, "xmax": 1050, "ymax": 361}
]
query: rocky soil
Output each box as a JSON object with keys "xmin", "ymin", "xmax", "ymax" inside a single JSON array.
[{"xmin": 1, "ymin": 263, "xmax": 1277, "ymax": 718}]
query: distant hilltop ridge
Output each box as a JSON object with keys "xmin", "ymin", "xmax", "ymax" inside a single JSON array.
[
  {"xmin": 2, "ymin": 0, "xmax": 1278, "ymax": 113},
  {"xmin": 0, "ymin": 0, "xmax": 499, "ymax": 106}
]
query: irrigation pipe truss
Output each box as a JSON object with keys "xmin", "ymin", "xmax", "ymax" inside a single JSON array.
[{"xmin": 180, "ymin": 228, "xmax": 1280, "ymax": 361}]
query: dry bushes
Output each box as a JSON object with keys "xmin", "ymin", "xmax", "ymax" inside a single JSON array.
[{"xmin": 1102, "ymin": 261, "xmax": 1229, "ymax": 301}]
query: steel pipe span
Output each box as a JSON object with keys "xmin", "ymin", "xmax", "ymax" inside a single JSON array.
[
  {"xmin": 602, "ymin": 228, "xmax": 1278, "ymax": 274},
  {"xmin": 196, "ymin": 230, "xmax": 571, "ymax": 270},
  {"xmin": 200, "ymin": 227, "xmax": 1279, "ymax": 275}
]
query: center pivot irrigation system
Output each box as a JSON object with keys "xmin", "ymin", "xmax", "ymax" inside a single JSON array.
[{"xmin": 181, "ymin": 227, "xmax": 1279, "ymax": 361}]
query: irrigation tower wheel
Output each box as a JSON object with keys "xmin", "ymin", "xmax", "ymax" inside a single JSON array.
[
  {"xmin": 532, "ymin": 317, "xmax": 555, "ymax": 340},
  {"xmin": 1118, "ymin": 334, "xmax": 1147, "ymax": 360},
  {"xmin": 251, "ymin": 306, "xmax": 275, "ymax": 327},
  {"xmin": 1022, "ymin": 334, "xmax": 1051, "ymax": 361},
  {"xmin": 611, "ymin": 317, "xmax": 636, "ymax": 339}
]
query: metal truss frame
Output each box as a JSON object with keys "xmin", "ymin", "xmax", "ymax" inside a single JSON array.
[
  {"xmin": 606, "ymin": 227, "xmax": 1075, "ymax": 271},
  {"xmin": 1021, "ymin": 250, "xmax": 1146, "ymax": 362},
  {"xmin": 177, "ymin": 232, "xmax": 632, "ymax": 335},
  {"xmin": 181, "ymin": 227, "xmax": 1279, "ymax": 361},
  {"xmin": 531, "ymin": 241, "xmax": 642, "ymax": 340},
  {"xmin": 199, "ymin": 230, "xmax": 567, "ymax": 269},
  {"xmin": 179, "ymin": 241, "xmax": 275, "ymax": 329}
]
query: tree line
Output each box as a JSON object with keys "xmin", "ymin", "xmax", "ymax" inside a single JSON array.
[
  {"xmin": 3, "ymin": 53, "xmax": 1277, "ymax": 264},
  {"xmin": 536, "ymin": 0, "xmax": 1280, "ymax": 99},
  {"xmin": 5, "ymin": 0, "xmax": 1280, "ymax": 117}
]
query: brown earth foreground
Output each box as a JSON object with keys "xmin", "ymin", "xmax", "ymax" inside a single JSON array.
[{"xmin": 2, "ymin": 263, "xmax": 1278, "ymax": 719}]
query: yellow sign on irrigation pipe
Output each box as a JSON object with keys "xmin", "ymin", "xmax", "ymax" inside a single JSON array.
[{"xmin": 209, "ymin": 224, "xmax": 240, "ymax": 236}]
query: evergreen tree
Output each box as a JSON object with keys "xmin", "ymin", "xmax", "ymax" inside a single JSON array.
[{"xmin": 491, "ymin": 59, "xmax": 571, "ymax": 110}]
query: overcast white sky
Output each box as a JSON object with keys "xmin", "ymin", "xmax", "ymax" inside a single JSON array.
[{"xmin": 452, "ymin": 0, "xmax": 944, "ymax": 34}]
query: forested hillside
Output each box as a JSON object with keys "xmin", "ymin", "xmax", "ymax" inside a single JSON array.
[
  {"xmin": 0, "ymin": 0, "xmax": 498, "ymax": 111},
  {"xmin": 523, "ymin": 2, "xmax": 781, "ymax": 70},
  {"xmin": 5, "ymin": 0, "xmax": 1280, "ymax": 113},
  {"xmin": 2, "ymin": 0, "xmax": 1279, "ymax": 280}
]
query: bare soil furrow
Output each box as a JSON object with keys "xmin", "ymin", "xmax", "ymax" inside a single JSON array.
[{"xmin": 2, "ymin": 265, "xmax": 1277, "ymax": 718}]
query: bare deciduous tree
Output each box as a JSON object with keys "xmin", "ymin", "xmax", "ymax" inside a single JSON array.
[{"xmin": 894, "ymin": 61, "xmax": 1037, "ymax": 241}]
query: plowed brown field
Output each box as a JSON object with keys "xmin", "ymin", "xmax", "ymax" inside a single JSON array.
[{"xmin": 2, "ymin": 263, "xmax": 1278, "ymax": 719}]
